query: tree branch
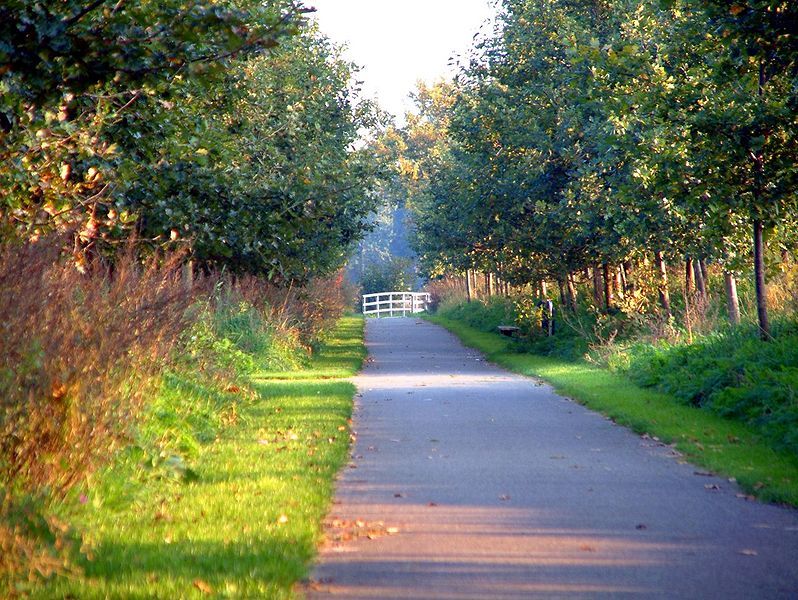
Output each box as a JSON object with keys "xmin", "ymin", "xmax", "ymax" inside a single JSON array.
[{"xmin": 64, "ymin": 0, "xmax": 109, "ymax": 27}]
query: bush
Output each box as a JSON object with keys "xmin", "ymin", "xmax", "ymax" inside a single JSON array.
[
  {"xmin": 0, "ymin": 238, "xmax": 199, "ymax": 589},
  {"xmin": 0, "ymin": 239, "xmax": 197, "ymax": 500},
  {"xmin": 438, "ymin": 297, "xmax": 514, "ymax": 331},
  {"xmin": 610, "ymin": 321, "xmax": 798, "ymax": 456},
  {"xmin": 0, "ymin": 238, "xmax": 352, "ymax": 592}
]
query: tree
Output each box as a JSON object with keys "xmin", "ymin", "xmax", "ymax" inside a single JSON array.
[{"xmin": 1, "ymin": 3, "xmax": 387, "ymax": 283}]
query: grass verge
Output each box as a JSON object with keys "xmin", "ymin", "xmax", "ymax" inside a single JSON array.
[
  {"xmin": 427, "ymin": 314, "xmax": 798, "ymax": 507},
  {"xmin": 33, "ymin": 315, "xmax": 365, "ymax": 599}
]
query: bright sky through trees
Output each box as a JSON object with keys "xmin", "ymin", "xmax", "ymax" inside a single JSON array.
[{"xmin": 311, "ymin": 0, "xmax": 495, "ymax": 122}]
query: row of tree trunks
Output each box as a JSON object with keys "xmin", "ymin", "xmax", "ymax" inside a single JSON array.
[
  {"xmin": 464, "ymin": 269, "xmax": 513, "ymax": 302},
  {"xmin": 463, "ymin": 255, "xmax": 745, "ymax": 330}
]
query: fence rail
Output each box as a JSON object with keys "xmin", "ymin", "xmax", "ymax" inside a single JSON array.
[{"xmin": 362, "ymin": 292, "xmax": 431, "ymax": 317}]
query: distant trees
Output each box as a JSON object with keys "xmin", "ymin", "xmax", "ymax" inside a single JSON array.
[
  {"xmin": 1, "ymin": 1, "xmax": 385, "ymax": 282},
  {"xmin": 401, "ymin": 0, "xmax": 798, "ymax": 338}
]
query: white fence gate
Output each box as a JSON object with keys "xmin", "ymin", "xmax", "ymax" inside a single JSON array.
[{"xmin": 362, "ymin": 292, "xmax": 431, "ymax": 317}]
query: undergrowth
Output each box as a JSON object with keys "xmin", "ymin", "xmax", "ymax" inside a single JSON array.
[{"xmin": 0, "ymin": 236, "xmax": 355, "ymax": 596}]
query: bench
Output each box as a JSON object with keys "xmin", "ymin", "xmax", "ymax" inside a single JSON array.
[{"xmin": 497, "ymin": 325, "xmax": 521, "ymax": 338}]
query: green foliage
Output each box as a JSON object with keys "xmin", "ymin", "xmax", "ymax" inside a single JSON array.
[
  {"xmin": 400, "ymin": 0, "xmax": 798, "ymax": 338},
  {"xmin": 31, "ymin": 317, "xmax": 365, "ymax": 598},
  {"xmin": 1, "ymin": 3, "xmax": 386, "ymax": 282},
  {"xmin": 360, "ymin": 256, "xmax": 415, "ymax": 295},
  {"xmin": 438, "ymin": 297, "xmax": 514, "ymax": 332},
  {"xmin": 611, "ymin": 321, "xmax": 798, "ymax": 456},
  {"xmin": 438, "ymin": 298, "xmax": 591, "ymax": 360}
]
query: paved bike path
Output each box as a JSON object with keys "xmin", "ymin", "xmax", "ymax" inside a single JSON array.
[{"xmin": 307, "ymin": 318, "xmax": 798, "ymax": 598}]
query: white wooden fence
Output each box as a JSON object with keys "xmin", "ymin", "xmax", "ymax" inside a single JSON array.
[{"xmin": 362, "ymin": 292, "xmax": 431, "ymax": 317}]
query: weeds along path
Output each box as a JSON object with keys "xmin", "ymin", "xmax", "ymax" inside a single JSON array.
[
  {"xmin": 309, "ymin": 318, "xmax": 798, "ymax": 599},
  {"xmin": 35, "ymin": 317, "xmax": 365, "ymax": 600}
]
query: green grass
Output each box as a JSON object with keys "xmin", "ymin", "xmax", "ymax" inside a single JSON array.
[
  {"xmin": 35, "ymin": 315, "xmax": 365, "ymax": 599},
  {"xmin": 427, "ymin": 314, "xmax": 798, "ymax": 507}
]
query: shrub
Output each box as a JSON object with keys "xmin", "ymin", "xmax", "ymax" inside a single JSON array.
[
  {"xmin": 0, "ymin": 239, "xmax": 355, "ymax": 591},
  {"xmin": 0, "ymin": 239, "xmax": 197, "ymax": 500},
  {"xmin": 611, "ymin": 321, "xmax": 798, "ymax": 456},
  {"xmin": 0, "ymin": 237, "xmax": 201, "ymax": 588}
]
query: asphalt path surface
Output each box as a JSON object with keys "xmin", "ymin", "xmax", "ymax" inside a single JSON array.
[{"xmin": 307, "ymin": 318, "xmax": 798, "ymax": 599}]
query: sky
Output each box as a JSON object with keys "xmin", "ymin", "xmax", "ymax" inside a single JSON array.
[{"xmin": 310, "ymin": 0, "xmax": 496, "ymax": 122}]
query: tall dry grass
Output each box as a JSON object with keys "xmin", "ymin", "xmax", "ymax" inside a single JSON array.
[
  {"xmin": 0, "ymin": 239, "xmax": 199, "ymax": 499},
  {"xmin": 0, "ymin": 238, "xmax": 355, "ymax": 588},
  {"xmin": 0, "ymin": 237, "xmax": 202, "ymax": 586}
]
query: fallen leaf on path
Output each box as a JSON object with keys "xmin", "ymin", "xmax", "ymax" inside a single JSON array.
[
  {"xmin": 428, "ymin": 502, "xmax": 438, "ymax": 507},
  {"xmin": 738, "ymin": 549, "xmax": 758, "ymax": 556},
  {"xmin": 704, "ymin": 484, "xmax": 720, "ymax": 491},
  {"xmin": 499, "ymin": 495, "xmax": 511, "ymax": 501},
  {"xmin": 579, "ymin": 544, "xmax": 596, "ymax": 552},
  {"xmin": 635, "ymin": 524, "xmax": 647, "ymax": 530},
  {"xmin": 694, "ymin": 471, "xmax": 714, "ymax": 477},
  {"xmin": 386, "ymin": 527, "xmax": 400, "ymax": 535},
  {"xmin": 394, "ymin": 493, "xmax": 404, "ymax": 498}
]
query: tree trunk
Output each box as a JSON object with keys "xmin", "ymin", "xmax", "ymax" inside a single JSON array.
[
  {"xmin": 592, "ymin": 266, "xmax": 603, "ymax": 308},
  {"xmin": 558, "ymin": 278, "xmax": 567, "ymax": 308},
  {"xmin": 566, "ymin": 273, "xmax": 578, "ymax": 312},
  {"xmin": 182, "ymin": 259, "xmax": 195, "ymax": 291},
  {"xmin": 465, "ymin": 269, "xmax": 472, "ymax": 303},
  {"xmin": 488, "ymin": 272, "xmax": 496, "ymax": 297},
  {"xmin": 685, "ymin": 258, "xmax": 694, "ymax": 296},
  {"xmin": 602, "ymin": 262, "xmax": 613, "ymax": 310},
  {"xmin": 753, "ymin": 219, "xmax": 771, "ymax": 340},
  {"xmin": 654, "ymin": 251, "xmax": 672, "ymax": 318},
  {"xmin": 541, "ymin": 280, "xmax": 548, "ymax": 299},
  {"xmin": 622, "ymin": 261, "xmax": 635, "ymax": 294},
  {"xmin": 693, "ymin": 259, "xmax": 707, "ymax": 300},
  {"xmin": 614, "ymin": 267, "xmax": 624, "ymax": 300},
  {"xmin": 724, "ymin": 271, "xmax": 741, "ymax": 325}
]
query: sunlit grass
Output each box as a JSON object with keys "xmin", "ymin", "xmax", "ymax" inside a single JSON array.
[
  {"xmin": 36, "ymin": 316, "xmax": 365, "ymax": 599},
  {"xmin": 428, "ymin": 315, "xmax": 798, "ymax": 507}
]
